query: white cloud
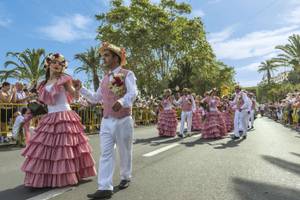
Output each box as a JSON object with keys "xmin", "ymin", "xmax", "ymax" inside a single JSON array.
[
  {"xmin": 38, "ymin": 14, "xmax": 95, "ymax": 43},
  {"xmin": 208, "ymin": 26, "xmax": 235, "ymax": 44},
  {"xmin": 0, "ymin": 17, "xmax": 11, "ymax": 27},
  {"xmin": 262, "ymin": 52, "xmax": 279, "ymax": 60},
  {"xmin": 237, "ymin": 62, "xmax": 260, "ymax": 72},
  {"xmin": 210, "ymin": 25, "xmax": 300, "ymax": 60},
  {"xmin": 209, "ymin": 0, "xmax": 300, "ymax": 86}
]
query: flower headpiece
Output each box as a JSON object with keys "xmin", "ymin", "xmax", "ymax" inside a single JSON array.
[
  {"xmin": 99, "ymin": 42, "xmax": 127, "ymax": 66},
  {"xmin": 44, "ymin": 53, "xmax": 68, "ymax": 68},
  {"xmin": 164, "ymin": 89, "xmax": 172, "ymax": 94},
  {"xmin": 234, "ymin": 85, "xmax": 241, "ymax": 90}
]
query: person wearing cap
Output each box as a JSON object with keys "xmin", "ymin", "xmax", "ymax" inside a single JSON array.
[
  {"xmin": 77, "ymin": 42, "xmax": 138, "ymax": 199},
  {"xmin": 232, "ymin": 85, "xmax": 251, "ymax": 139}
]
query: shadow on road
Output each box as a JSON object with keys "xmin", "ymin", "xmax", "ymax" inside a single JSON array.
[
  {"xmin": 212, "ymin": 138, "xmax": 245, "ymax": 149},
  {"xmin": 180, "ymin": 137, "xmax": 220, "ymax": 147},
  {"xmin": 0, "ymin": 145, "xmax": 23, "ymax": 152},
  {"xmin": 134, "ymin": 135, "xmax": 192, "ymax": 147},
  {"xmin": 134, "ymin": 136, "xmax": 166, "ymax": 144},
  {"xmin": 290, "ymin": 152, "xmax": 300, "ymax": 158},
  {"xmin": 233, "ymin": 177, "xmax": 300, "ymax": 200},
  {"xmin": 262, "ymin": 155, "xmax": 300, "ymax": 176},
  {"xmin": 0, "ymin": 179, "xmax": 93, "ymax": 200},
  {"xmin": 0, "ymin": 185, "xmax": 51, "ymax": 200},
  {"xmin": 133, "ymin": 136, "xmax": 175, "ymax": 145}
]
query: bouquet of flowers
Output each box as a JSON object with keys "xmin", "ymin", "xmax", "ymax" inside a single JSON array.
[
  {"xmin": 237, "ymin": 95, "xmax": 244, "ymax": 110},
  {"xmin": 186, "ymin": 96, "xmax": 192, "ymax": 104},
  {"xmin": 109, "ymin": 73, "xmax": 126, "ymax": 97}
]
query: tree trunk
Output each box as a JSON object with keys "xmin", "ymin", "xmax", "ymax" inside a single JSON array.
[
  {"xmin": 92, "ymin": 68, "xmax": 100, "ymax": 92},
  {"xmin": 267, "ymin": 70, "xmax": 271, "ymax": 84}
]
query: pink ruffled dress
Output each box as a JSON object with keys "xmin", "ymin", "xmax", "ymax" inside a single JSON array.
[
  {"xmin": 221, "ymin": 103, "xmax": 234, "ymax": 132},
  {"xmin": 157, "ymin": 98, "xmax": 178, "ymax": 137},
  {"xmin": 192, "ymin": 103, "xmax": 203, "ymax": 132},
  {"xmin": 201, "ymin": 97, "xmax": 227, "ymax": 139},
  {"xmin": 21, "ymin": 75, "xmax": 96, "ymax": 188}
]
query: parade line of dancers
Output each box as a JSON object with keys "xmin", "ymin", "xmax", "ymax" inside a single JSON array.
[
  {"xmin": 18, "ymin": 42, "xmax": 256, "ymax": 199},
  {"xmin": 158, "ymin": 86, "xmax": 256, "ymax": 140}
]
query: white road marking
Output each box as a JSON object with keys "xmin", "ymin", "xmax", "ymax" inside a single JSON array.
[
  {"xmin": 143, "ymin": 143, "xmax": 180, "ymax": 157},
  {"xmin": 150, "ymin": 137, "xmax": 178, "ymax": 144},
  {"xmin": 143, "ymin": 134, "xmax": 201, "ymax": 157},
  {"xmin": 26, "ymin": 187, "xmax": 74, "ymax": 200},
  {"xmin": 192, "ymin": 134, "xmax": 201, "ymax": 138}
]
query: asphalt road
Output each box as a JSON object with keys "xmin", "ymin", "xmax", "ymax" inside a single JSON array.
[{"xmin": 1, "ymin": 117, "xmax": 300, "ymax": 200}]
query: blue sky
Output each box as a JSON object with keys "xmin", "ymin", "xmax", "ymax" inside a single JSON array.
[{"xmin": 0, "ymin": 0, "xmax": 299, "ymax": 87}]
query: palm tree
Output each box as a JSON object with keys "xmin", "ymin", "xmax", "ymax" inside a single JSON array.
[
  {"xmin": 258, "ymin": 59, "xmax": 278, "ymax": 84},
  {"xmin": 74, "ymin": 47, "xmax": 102, "ymax": 91},
  {"xmin": 275, "ymin": 34, "xmax": 300, "ymax": 70},
  {"xmin": 1, "ymin": 48, "xmax": 46, "ymax": 86}
]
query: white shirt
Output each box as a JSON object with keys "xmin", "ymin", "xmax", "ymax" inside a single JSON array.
[
  {"xmin": 233, "ymin": 91, "xmax": 251, "ymax": 111},
  {"xmin": 247, "ymin": 98, "xmax": 253, "ymax": 112},
  {"xmin": 164, "ymin": 103, "xmax": 173, "ymax": 110},
  {"xmin": 16, "ymin": 91, "xmax": 27, "ymax": 102},
  {"xmin": 162, "ymin": 98, "xmax": 174, "ymax": 110},
  {"xmin": 45, "ymin": 84, "xmax": 71, "ymax": 113},
  {"xmin": 80, "ymin": 66, "xmax": 138, "ymax": 108},
  {"xmin": 12, "ymin": 115, "xmax": 24, "ymax": 138},
  {"xmin": 174, "ymin": 95, "xmax": 196, "ymax": 112}
]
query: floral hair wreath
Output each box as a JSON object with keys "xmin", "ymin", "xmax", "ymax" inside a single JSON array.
[
  {"xmin": 164, "ymin": 89, "xmax": 172, "ymax": 94},
  {"xmin": 44, "ymin": 53, "xmax": 68, "ymax": 68}
]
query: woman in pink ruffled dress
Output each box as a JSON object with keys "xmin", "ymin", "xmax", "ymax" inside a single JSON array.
[
  {"xmin": 192, "ymin": 95, "xmax": 204, "ymax": 132},
  {"xmin": 221, "ymin": 96, "xmax": 234, "ymax": 133},
  {"xmin": 201, "ymin": 89, "xmax": 227, "ymax": 139},
  {"xmin": 21, "ymin": 53, "xmax": 96, "ymax": 188},
  {"xmin": 157, "ymin": 89, "xmax": 178, "ymax": 137}
]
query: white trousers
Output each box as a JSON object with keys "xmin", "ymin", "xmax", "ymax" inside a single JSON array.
[
  {"xmin": 248, "ymin": 110, "xmax": 255, "ymax": 127},
  {"xmin": 180, "ymin": 111, "xmax": 192, "ymax": 135},
  {"xmin": 98, "ymin": 116, "xmax": 134, "ymax": 190},
  {"xmin": 277, "ymin": 111, "xmax": 283, "ymax": 121},
  {"xmin": 234, "ymin": 110, "xmax": 249, "ymax": 137}
]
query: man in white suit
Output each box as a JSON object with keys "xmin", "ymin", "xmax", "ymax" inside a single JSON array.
[{"xmin": 233, "ymin": 86, "xmax": 251, "ymax": 140}]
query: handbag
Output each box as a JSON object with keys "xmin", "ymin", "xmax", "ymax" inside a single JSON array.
[{"xmin": 28, "ymin": 101, "xmax": 48, "ymax": 116}]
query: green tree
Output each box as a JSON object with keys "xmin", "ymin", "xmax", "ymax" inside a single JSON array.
[
  {"xmin": 258, "ymin": 60, "xmax": 278, "ymax": 84},
  {"xmin": 95, "ymin": 0, "xmax": 233, "ymax": 95},
  {"xmin": 275, "ymin": 34, "xmax": 300, "ymax": 70},
  {"xmin": 74, "ymin": 47, "xmax": 103, "ymax": 91},
  {"xmin": 287, "ymin": 70, "xmax": 300, "ymax": 84},
  {"xmin": 1, "ymin": 48, "xmax": 46, "ymax": 86}
]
